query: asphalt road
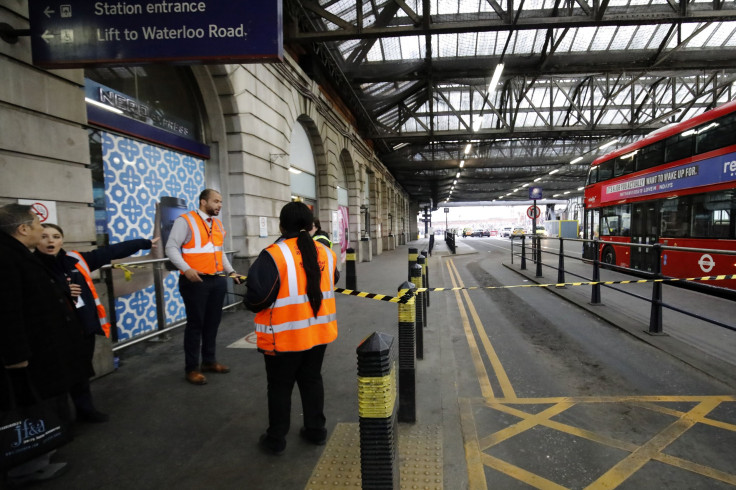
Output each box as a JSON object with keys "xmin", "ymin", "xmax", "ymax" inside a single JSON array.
[{"xmin": 441, "ymin": 236, "xmax": 736, "ymax": 488}]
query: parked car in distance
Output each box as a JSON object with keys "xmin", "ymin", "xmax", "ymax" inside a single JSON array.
[
  {"xmin": 489, "ymin": 229, "xmax": 498, "ymax": 236},
  {"xmin": 533, "ymin": 227, "xmax": 549, "ymax": 237},
  {"xmin": 511, "ymin": 227, "xmax": 527, "ymax": 238},
  {"xmin": 471, "ymin": 229, "xmax": 490, "ymax": 237},
  {"xmin": 501, "ymin": 227, "xmax": 513, "ymax": 237}
]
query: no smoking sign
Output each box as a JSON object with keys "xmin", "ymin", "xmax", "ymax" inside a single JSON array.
[{"xmin": 18, "ymin": 199, "xmax": 57, "ymax": 224}]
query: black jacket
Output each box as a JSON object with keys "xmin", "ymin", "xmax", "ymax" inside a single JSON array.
[
  {"xmin": 34, "ymin": 239, "xmax": 152, "ymax": 335},
  {"xmin": 0, "ymin": 232, "xmax": 86, "ymax": 409}
]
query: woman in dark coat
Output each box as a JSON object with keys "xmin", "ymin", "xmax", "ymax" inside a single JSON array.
[
  {"xmin": 1, "ymin": 204, "xmax": 85, "ymax": 483},
  {"xmin": 34, "ymin": 223, "xmax": 157, "ymax": 422}
]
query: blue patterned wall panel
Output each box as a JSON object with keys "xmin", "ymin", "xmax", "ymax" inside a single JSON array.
[{"xmin": 102, "ymin": 133, "xmax": 204, "ymax": 341}]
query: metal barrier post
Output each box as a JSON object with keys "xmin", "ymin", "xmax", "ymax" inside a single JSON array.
[
  {"xmin": 535, "ymin": 235, "xmax": 543, "ymax": 277},
  {"xmin": 420, "ymin": 249, "xmax": 430, "ymax": 308},
  {"xmin": 346, "ymin": 247, "xmax": 357, "ymax": 290},
  {"xmin": 520, "ymin": 236, "xmax": 527, "ymax": 270},
  {"xmin": 648, "ymin": 244, "xmax": 664, "ymax": 334},
  {"xmin": 411, "ymin": 263, "xmax": 424, "ymax": 360},
  {"xmin": 417, "ymin": 255, "xmax": 428, "ymax": 328},
  {"xmin": 397, "ymin": 281, "xmax": 416, "ymax": 423},
  {"xmin": 150, "ymin": 261, "xmax": 172, "ymax": 342},
  {"xmin": 591, "ymin": 239, "xmax": 601, "ymax": 305},
  {"xmin": 557, "ymin": 237, "xmax": 566, "ymax": 287},
  {"xmin": 408, "ymin": 247, "xmax": 418, "ymax": 282},
  {"xmin": 357, "ymin": 332, "xmax": 400, "ymax": 489}
]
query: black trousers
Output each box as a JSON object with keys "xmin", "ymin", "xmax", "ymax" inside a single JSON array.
[
  {"xmin": 263, "ymin": 344, "xmax": 327, "ymax": 442},
  {"xmin": 179, "ymin": 275, "xmax": 227, "ymax": 372}
]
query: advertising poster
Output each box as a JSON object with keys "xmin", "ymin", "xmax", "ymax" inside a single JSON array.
[{"xmin": 338, "ymin": 205, "xmax": 349, "ymax": 263}]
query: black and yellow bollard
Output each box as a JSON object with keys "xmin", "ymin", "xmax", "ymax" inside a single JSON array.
[
  {"xmin": 397, "ymin": 281, "xmax": 416, "ymax": 423},
  {"xmin": 357, "ymin": 332, "xmax": 399, "ymax": 489},
  {"xmin": 416, "ymin": 255, "xmax": 428, "ymax": 330},
  {"xmin": 346, "ymin": 247, "xmax": 357, "ymax": 290},
  {"xmin": 408, "ymin": 247, "xmax": 418, "ymax": 282},
  {"xmin": 410, "ymin": 263, "xmax": 424, "ymax": 360},
  {"xmin": 420, "ymin": 249, "xmax": 430, "ymax": 308}
]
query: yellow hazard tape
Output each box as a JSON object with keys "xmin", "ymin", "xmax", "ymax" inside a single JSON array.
[
  {"xmin": 335, "ymin": 274, "xmax": 736, "ymax": 304},
  {"xmin": 414, "ymin": 273, "xmax": 736, "ymax": 293}
]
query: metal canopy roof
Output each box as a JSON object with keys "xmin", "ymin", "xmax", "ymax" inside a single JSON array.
[{"xmin": 284, "ymin": 0, "xmax": 736, "ymax": 208}]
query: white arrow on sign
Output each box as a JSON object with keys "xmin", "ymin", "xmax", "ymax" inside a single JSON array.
[
  {"xmin": 41, "ymin": 30, "xmax": 54, "ymax": 43},
  {"xmin": 44, "ymin": 6, "xmax": 55, "ymax": 18}
]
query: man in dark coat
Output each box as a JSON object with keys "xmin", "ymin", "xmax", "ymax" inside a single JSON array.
[{"xmin": 0, "ymin": 204, "xmax": 85, "ymax": 484}]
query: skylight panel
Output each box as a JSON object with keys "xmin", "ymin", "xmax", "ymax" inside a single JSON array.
[
  {"xmin": 434, "ymin": 0, "xmax": 458, "ymax": 15},
  {"xmin": 555, "ymin": 28, "xmax": 574, "ymax": 52},
  {"xmin": 323, "ymin": 0, "xmax": 357, "ymax": 26},
  {"xmin": 476, "ymin": 32, "xmax": 497, "ymax": 56},
  {"xmin": 727, "ymin": 25, "xmax": 736, "ymax": 46},
  {"xmin": 436, "ymin": 33, "xmax": 459, "ymax": 57},
  {"xmin": 400, "ymin": 36, "xmax": 422, "ymax": 60},
  {"xmin": 338, "ymin": 39, "xmax": 361, "ymax": 59},
  {"xmin": 458, "ymin": 0, "xmax": 477, "ymax": 14},
  {"xmin": 668, "ymin": 23, "xmax": 698, "ymax": 48},
  {"xmin": 366, "ymin": 42, "xmax": 384, "ymax": 62},
  {"xmin": 526, "ymin": 0, "xmax": 545, "ymax": 8},
  {"xmin": 686, "ymin": 22, "xmax": 719, "ymax": 48},
  {"xmin": 590, "ymin": 26, "xmax": 617, "ymax": 51},
  {"xmin": 607, "ymin": 26, "xmax": 637, "ymax": 51},
  {"xmin": 512, "ymin": 30, "xmax": 537, "ymax": 55},
  {"xmin": 382, "ymin": 37, "xmax": 403, "ymax": 61},
  {"xmin": 572, "ymin": 27, "xmax": 596, "ymax": 51},
  {"xmin": 646, "ymin": 24, "xmax": 669, "ymax": 49},
  {"xmin": 457, "ymin": 32, "xmax": 478, "ymax": 57},
  {"xmin": 704, "ymin": 22, "xmax": 731, "ymax": 46}
]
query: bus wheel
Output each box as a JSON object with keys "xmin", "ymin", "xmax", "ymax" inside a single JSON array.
[{"xmin": 602, "ymin": 246, "xmax": 616, "ymax": 265}]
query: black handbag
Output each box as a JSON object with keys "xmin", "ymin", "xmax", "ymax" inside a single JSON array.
[{"xmin": 0, "ymin": 371, "xmax": 72, "ymax": 470}]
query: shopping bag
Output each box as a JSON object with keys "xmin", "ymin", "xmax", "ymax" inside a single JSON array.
[{"xmin": 0, "ymin": 373, "xmax": 72, "ymax": 470}]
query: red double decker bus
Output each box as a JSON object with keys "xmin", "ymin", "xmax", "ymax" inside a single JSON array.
[{"xmin": 583, "ymin": 100, "xmax": 736, "ymax": 290}]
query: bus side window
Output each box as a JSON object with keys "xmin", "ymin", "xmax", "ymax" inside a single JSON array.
[
  {"xmin": 636, "ymin": 140, "xmax": 664, "ymax": 171},
  {"xmin": 598, "ymin": 160, "xmax": 614, "ymax": 182},
  {"xmin": 614, "ymin": 154, "xmax": 636, "ymax": 177},
  {"xmin": 664, "ymin": 132, "xmax": 694, "ymax": 163},
  {"xmin": 696, "ymin": 112, "xmax": 736, "ymax": 155},
  {"xmin": 587, "ymin": 166, "xmax": 598, "ymax": 185}
]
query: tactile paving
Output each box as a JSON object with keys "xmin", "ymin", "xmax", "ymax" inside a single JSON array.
[{"xmin": 305, "ymin": 423, "xmax": 443, "ymax": 489}]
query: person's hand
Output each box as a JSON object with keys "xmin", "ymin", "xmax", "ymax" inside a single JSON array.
[
  {"xmin": 184, "ymin": 268, "xmax": 203, "ymax": 282},
  {"xmin": 5, "ymin": 360, "xmax": 29, "ymax": 369},
  {"xmin": 150, "ymin": 237, "xmax": 160, "ymax": 249},
  {"xmin": 229, "ymin": 272, "xmax": 242, "ymax": 285},
  {"xmin": 69, "ymin": 283, "xmax": 82, "ymax": 298}
]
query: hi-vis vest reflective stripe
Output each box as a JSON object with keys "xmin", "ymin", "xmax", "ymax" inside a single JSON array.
[
  {"xmin": 313, "ymin": 233, "xmax": 332, "ymax": 248},
  {"xmin": 180, "ymin": 211, "xmax": 225, "ymax": 274},
  {"xmin": 255, "ymin": 238, "xmax": 338, "ymax": 353},
  {"xmin": 67, "ymin": 251, "xmax": 111, "ymax": 338}
]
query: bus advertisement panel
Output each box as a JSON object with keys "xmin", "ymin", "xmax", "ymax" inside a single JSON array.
[{"xmin": 583, "ymin": 100, "xmax": 736, "ymax": 290}]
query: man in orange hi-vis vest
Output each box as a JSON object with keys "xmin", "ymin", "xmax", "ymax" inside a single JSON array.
[
  {"xmin": 165, "ymin": 189, "xmax": 242, "ymax": 386},
  {"xmin": 244, "ymin": 202, "xmax": 339, "ymax": 455}
]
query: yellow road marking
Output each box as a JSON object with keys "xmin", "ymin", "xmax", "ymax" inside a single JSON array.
[
  {"xmin": 479, "ymin": 402, "xmax": 575, "ymax": 450},
  {"xmin": 655, "ymin": 452, "xmax": 736, "ymax": 486},
  {"xmin": 481, "ymin": 453, "xmax": 568, "ymax": 490},
  {"xmin": 459, "ymin": 398, "xmax": 489, "ymax": 490},
  {"xmin": 585, "ymin": 398, "xmax": 723, "ymax": 489},
  {"xmin": 446, "ymin": 259, "xmax": 495, "ymax": 400},
  {"xmin": 448, "ymin": 259, "xmax": 517, "ymax": 400}
]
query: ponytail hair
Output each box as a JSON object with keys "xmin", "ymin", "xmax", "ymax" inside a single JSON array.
[{"xmin": 280, "ymin": 202, "xmax": 322, "ymax": 317}]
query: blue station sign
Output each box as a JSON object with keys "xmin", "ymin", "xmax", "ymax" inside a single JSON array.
[
  {"xmin": 29, "ymin": 1, "xmax": 282, "ymax": 68},
  {"xmin": 528, "ymin": 186, "xmax": 543, "ymax": 200}
]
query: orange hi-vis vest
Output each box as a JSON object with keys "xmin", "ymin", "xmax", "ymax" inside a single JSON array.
[
  {"xmin": 180, "ymin": 210, "xmax": 225, "ymax": 274},
  {"xmin": 66, "ymin": 251, "xmax": 111, "ymax": 338},
  {"xmin": 255, "ymin": 238, "xmax": 338, "ymax": 353}
]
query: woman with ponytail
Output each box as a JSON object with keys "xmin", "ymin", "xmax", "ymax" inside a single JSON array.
[{"xmin": 244, "ymin": 202, "xmax": 339, "ymax": 454}]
